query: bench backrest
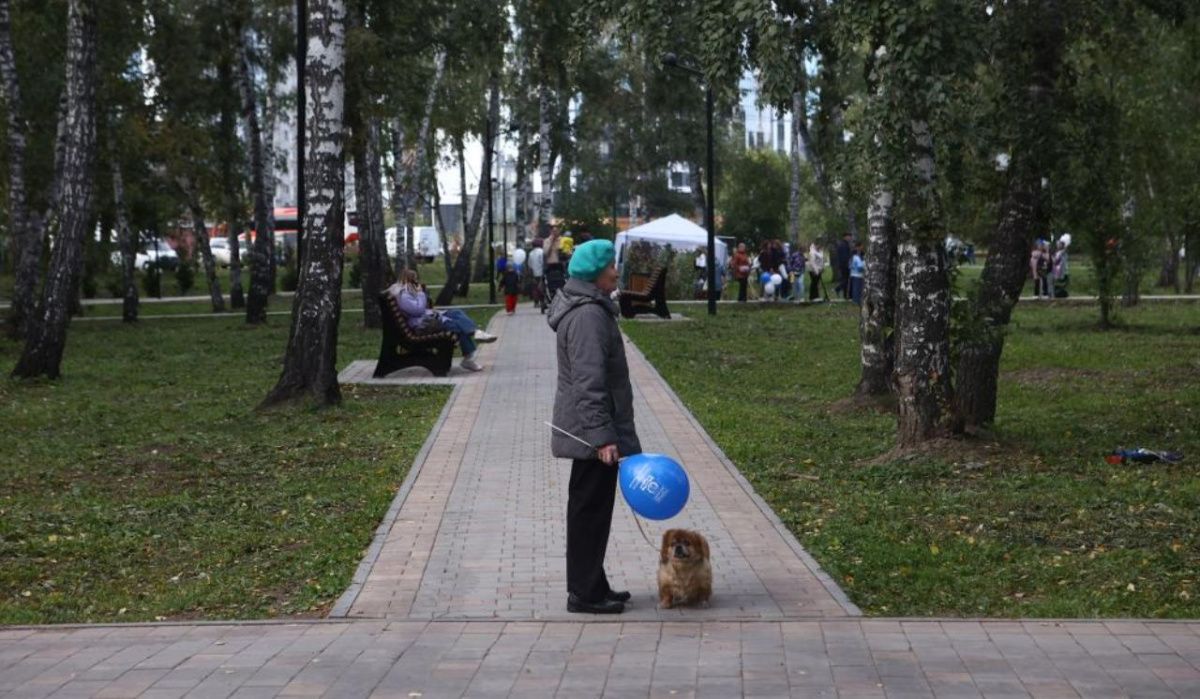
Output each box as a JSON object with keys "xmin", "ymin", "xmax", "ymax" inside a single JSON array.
[{"xmin": 378, "ymin": 292, "xmax": 454, "ymax": 343}]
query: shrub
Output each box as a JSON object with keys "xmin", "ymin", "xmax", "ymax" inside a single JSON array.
[{"xmin": 175, "ymin": 260, "xmax": 195, "ymax": 295}]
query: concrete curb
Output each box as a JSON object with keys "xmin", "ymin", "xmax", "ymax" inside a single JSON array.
[{"xmin": 622, "ymin": 338, "xmax": 865, "ymax": 618}]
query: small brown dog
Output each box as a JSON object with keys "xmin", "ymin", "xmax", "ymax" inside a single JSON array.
[{"xmin": 657, "ymin": 529, "xmax": 712, "ymax": 609}]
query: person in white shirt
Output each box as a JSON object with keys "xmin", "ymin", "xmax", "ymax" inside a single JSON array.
[{"xmin": 806, "ymin": 243, "xmax": 826, "ymax": 302}]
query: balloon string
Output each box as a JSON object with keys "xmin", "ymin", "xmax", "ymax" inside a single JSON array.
[{"xmin": 545, "ymin": 421, "xmax": 659, "ymax": 553}]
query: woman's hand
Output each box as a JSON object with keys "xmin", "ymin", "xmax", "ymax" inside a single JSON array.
[{"xmin": 597, "ymin": 444, "xmax": 619, "ymax": 466}]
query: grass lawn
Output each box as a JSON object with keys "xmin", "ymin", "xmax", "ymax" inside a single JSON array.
[
  {"xmin": 622, "ymin": 301, "xmax": 1200, "ymax": 618},
  {"xmin": 0, "ymin": 307, "xmax": 493, "ymax": 624}
]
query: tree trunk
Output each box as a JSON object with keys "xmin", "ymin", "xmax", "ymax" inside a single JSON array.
[
  {"xmin": 390, "ymin": 50, "xmax": 445, "ymax": 273},
  {"xmin": 794, "ymin": 90, "xmax": 860, "ymax": 240},
  {"xmin": 688, "ymin": 161, "xmax": 706, "ymax": 223},
  {"xmin": 535, "ymin": 83, "xmax": 553, "ymax": 237},
  {"xmin": 894, "ymin": 240, "xmax": 951, "ymax": 446},
  {"xmin": 857, "ymin": 186, "xmax": 896, "ymax": 397},
  {"xmin": 952, "ymin": 178, "xmax": 1038, "ymax": 430},
  {"xmin": 217, "ymin": 58, "xmax": 245, "ymax": 309},
  {"xmin": 437, "ymin": 77, "xmax": 499, "ymax": 307},
  {"xmin": 1157, "ymin": 232, "xmax": 1180, "ymax": 290},
  {"xmin": 11, "ymin": 0, "xmax": 97, "ymax": 379},
  {"xmin": 261, "ymin": 0, "xmax": 346, "ymax": 408},
  {"xmin": 264, "ymin": 79, "xmax": 279, "ymax": 292},
  {"xmin": 515, "ymin": 128, "xmax": 531, "ymax": 236},
  {"xmin": 893, "ymin": 121, "xmax": 951, "ymax": 447},
  {"xmin": 180, "ymin": 178, "xmax": 225, "ymax": 312},
  {"xmin": 454, "ymin": 134, "xmax": 474, "ymax": 293},
  {"xmin": 236, "ymin": 33, "xmax": 273, "ymax": 324},
  {"xmin": 353, "ymin": 118, "xmax": 391, "ymax": 329},
  {"xmin": 110, "ymin": 157, "xmax": 138, "ymax": 322},
  {"xmin": 0, "ymin": 0, "xmax": 40, "ymax": 338},
  {"xmin": 433, "ymin": 181, "xmax": 453, "ymax": 280},
  {"xmin": 788, "ymin": 90, "xmax": 804, "ymax": 245},
  {"xmin": 952, "ymin": 1, "xmax": 1064, "ymax": 432},
  {"xmin": 1185, "ymin": 224, "xmax": 1198, "ymax": 294}
]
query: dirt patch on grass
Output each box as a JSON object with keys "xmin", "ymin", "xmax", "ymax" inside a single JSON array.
[
  {"xmin": 858, "ymin": 434, "xmax": 1027, "ymax": 471},
  {"xmin": 1004, "ymin": 367, "xmax": 1105, "ymax": 385},
  {"xmin": 827, "ymin": 392, "xmax": 897, "ymax": 415}
]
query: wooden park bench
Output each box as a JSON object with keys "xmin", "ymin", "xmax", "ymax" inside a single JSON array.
[
  {"xmin": 374, "ymin": 292, "xmax": 458, "ymax": 378},
  {"xmin": 619, "ymin": 264, "xmax": 671, "ymax": 319}
]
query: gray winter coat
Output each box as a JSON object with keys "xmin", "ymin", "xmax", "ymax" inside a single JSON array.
[{"xmin": 547, "ymin": 277, "xmax": 642, "ymax": 461}]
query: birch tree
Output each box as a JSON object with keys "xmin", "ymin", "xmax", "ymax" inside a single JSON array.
[
  {"xmin": 235, "ymin": 20, "xmax": 275, "ymax": 325},
  {"xmin": 262, "ymin": 0, "xmax": 345, "ymax": 408},
  {"xmin": 0, "ymin": 0, "xmax": 38, "ymax": 338},
  {"xmin": 12, "ymin": 0, "xmax": 98, "ymax": 379}
]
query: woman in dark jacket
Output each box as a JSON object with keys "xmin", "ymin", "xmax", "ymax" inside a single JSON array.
[{"xmin": 547, "ymin": 239, "xmax": 642, "ymax": 614}]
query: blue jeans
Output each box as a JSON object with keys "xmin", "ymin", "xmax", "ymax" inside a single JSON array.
[
  {"xmin": 439, "ymin": 310, "xmax": 477, "ymax": 355},
  {"xmin": 850, "ymin": 276, "xmax": 864, "ymax": 306}
]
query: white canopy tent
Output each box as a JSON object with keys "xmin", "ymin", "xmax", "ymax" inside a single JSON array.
[{"xmin": 613, "ymin": 214, "xmax": 728, "ymax": 270}]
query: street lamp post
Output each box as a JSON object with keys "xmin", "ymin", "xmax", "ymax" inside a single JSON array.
[{"xmin": 663, "ymin": 53, "xmax": 716, "ymax": 316}]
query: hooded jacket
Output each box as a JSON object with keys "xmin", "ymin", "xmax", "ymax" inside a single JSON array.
[{"xmin": 546, "ymin": 277, "xmax": 642, "ymax": 461}]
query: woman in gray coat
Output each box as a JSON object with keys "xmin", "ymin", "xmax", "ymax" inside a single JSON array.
[{"xmin": 547, "ymin": 239, "xmax": 642, "ymax": 614}]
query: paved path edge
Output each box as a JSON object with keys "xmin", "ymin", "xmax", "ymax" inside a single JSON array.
[
  {"xmin": 623, "ymin": 334, "xmax": 864, "ymax": 617},
  {"xmin": 327, "ymin": 381, "xmax": 464, "ymax": 618}
]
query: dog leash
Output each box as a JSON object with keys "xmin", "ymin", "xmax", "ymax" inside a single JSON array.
[{"xmin": 545, "ymin": 421, "xmax": 661, "ymax": 553}]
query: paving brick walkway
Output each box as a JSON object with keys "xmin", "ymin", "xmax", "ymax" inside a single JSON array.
[
  {"xmin": 4, "ymin": 305, "xmax": 1200, "ymax": 697},
  {"xmin": 336, "ymin": 306, "xmax": 854, "ymax": 622}
]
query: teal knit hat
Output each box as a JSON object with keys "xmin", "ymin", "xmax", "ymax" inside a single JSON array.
[{"xmin": 567, "ymin": 239, "xmax": 616, "ymax": 281}]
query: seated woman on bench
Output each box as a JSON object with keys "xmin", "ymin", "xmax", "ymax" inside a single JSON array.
[{"xmin": 389, "ymin": 269, "xmax": 497, "ymax": 372}]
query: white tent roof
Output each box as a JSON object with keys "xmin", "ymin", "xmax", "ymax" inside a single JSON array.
[{"xmin": 614, "ymin": 214, "xmax": 727, "ymax": 266}]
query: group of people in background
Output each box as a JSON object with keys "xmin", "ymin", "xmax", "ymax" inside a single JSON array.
[
  {"xmin": 1030, "ymin": 235, "xmax": 1071, "ymax": 299},
  {"xmin": 727, "ymin": 234, "xmax": 863, "ymax": 305}
]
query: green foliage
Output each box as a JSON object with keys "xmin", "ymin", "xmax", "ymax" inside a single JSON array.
[
  {"xmin": 719, "ymin": 148, "xmax": 789, "ymax": 246},
  {"xmin": 141, "ymin": 266, "xmax": 161, "ymax": 297},
  {"xmin": 174, "ymin": 260, "xmax": 195, "ymax": 296}
]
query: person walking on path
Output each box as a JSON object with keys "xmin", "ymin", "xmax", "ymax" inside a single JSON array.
[
  {"xmin": 547, "ymin": 239, "xmax": 642, "ymax": 615},
  {"xmin": 834, "ymin": 232, "xmax": 853, "ymax": 300},
  {"xmin": 500, "ymin": 262, "xmax": 520, "ymax": 314},
  {"xmin": 544, "ymin": 226, "xmax": 566, "ymax": 303},
  {"xmin": 807, "ymin": 242, "xmax": 826, "ymax": 302},
  {"xmin": 849, "ymin": 242, "xmax": 866, "ymax": 306},
  {"xmin": 730, "ymin": 243, "xmax": 751, "ymax": 302},
  {"xmin": 528, "ymin": 239, "xmax": 546, "ymax": 310}
]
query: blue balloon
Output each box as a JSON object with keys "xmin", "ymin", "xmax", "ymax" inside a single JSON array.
[
  {"xmin": 760, "ymin": 272, "xmax": 771, "ymax": 284},
  {"xmin": 619, "ymin": 453, "xmax": 690, "ymax": 520}
]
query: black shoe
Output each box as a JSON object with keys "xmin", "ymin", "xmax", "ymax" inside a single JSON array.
[
  {"xmin": 567, "ymin": 593, "xmax": 625, "ymax": 614},
  {"xmin": 605, "ymin": 590, "xmax": 631, "ymax": 603}
]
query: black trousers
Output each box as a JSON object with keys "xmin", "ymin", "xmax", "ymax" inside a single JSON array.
[
  {"xmin": 567, "ymin": 458, "xmax": 618, "ymax": 602},
  {"xmin": 809, "ymin": 272, "xmax": 821, "ymax": 300},
  {"xmin": 737, "ymin": 278, "xmax": 748, "ymax": 302}
]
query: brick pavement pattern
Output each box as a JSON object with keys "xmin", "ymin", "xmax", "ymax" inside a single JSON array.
[
  {"xmin": 338, "ymin": 306, "xmax": 855, "ymax": 621},
  {"xmin": 5, "ymin": 306, "xmax": 1200, "ymax": 697}
]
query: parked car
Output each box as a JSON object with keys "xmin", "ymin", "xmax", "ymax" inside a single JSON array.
[
  {"xmin": 110, "ymin": 239, "xmax": 180, "ymax": 271},
  {"xmin": 208, "ymin": 237, "xmax": 248, "ymax": 267}
]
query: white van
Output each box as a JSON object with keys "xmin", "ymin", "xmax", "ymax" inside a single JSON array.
[{"xmin": 384, "ymin": 226, "xmax": 441, "ymax": 262}]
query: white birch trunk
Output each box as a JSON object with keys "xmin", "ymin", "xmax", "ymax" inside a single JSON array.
[
  {"xmin": 788, "ymin": 90, "xmax": 804, "ymax": 246},
  {"xmin": 535, "ymin": 84, "xmax": 553, "ymax": 237},
  {"xmin": 12, "ymin": 0, "xmax": 97, "ymax": 379},
  {"xmin": 236, "ymin": 33, "xmax": 273, "ymax": 324},
  {"xmin": 262, "ymin": 0, "xmax": 346, "ymax": 407},
  {"xmin": 0, "ymin": 0, "xmax": 39, "ymax": 337},
  {"xmin": 109, "ymin": 156, "xmax": 138, "ymax": 323}
]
